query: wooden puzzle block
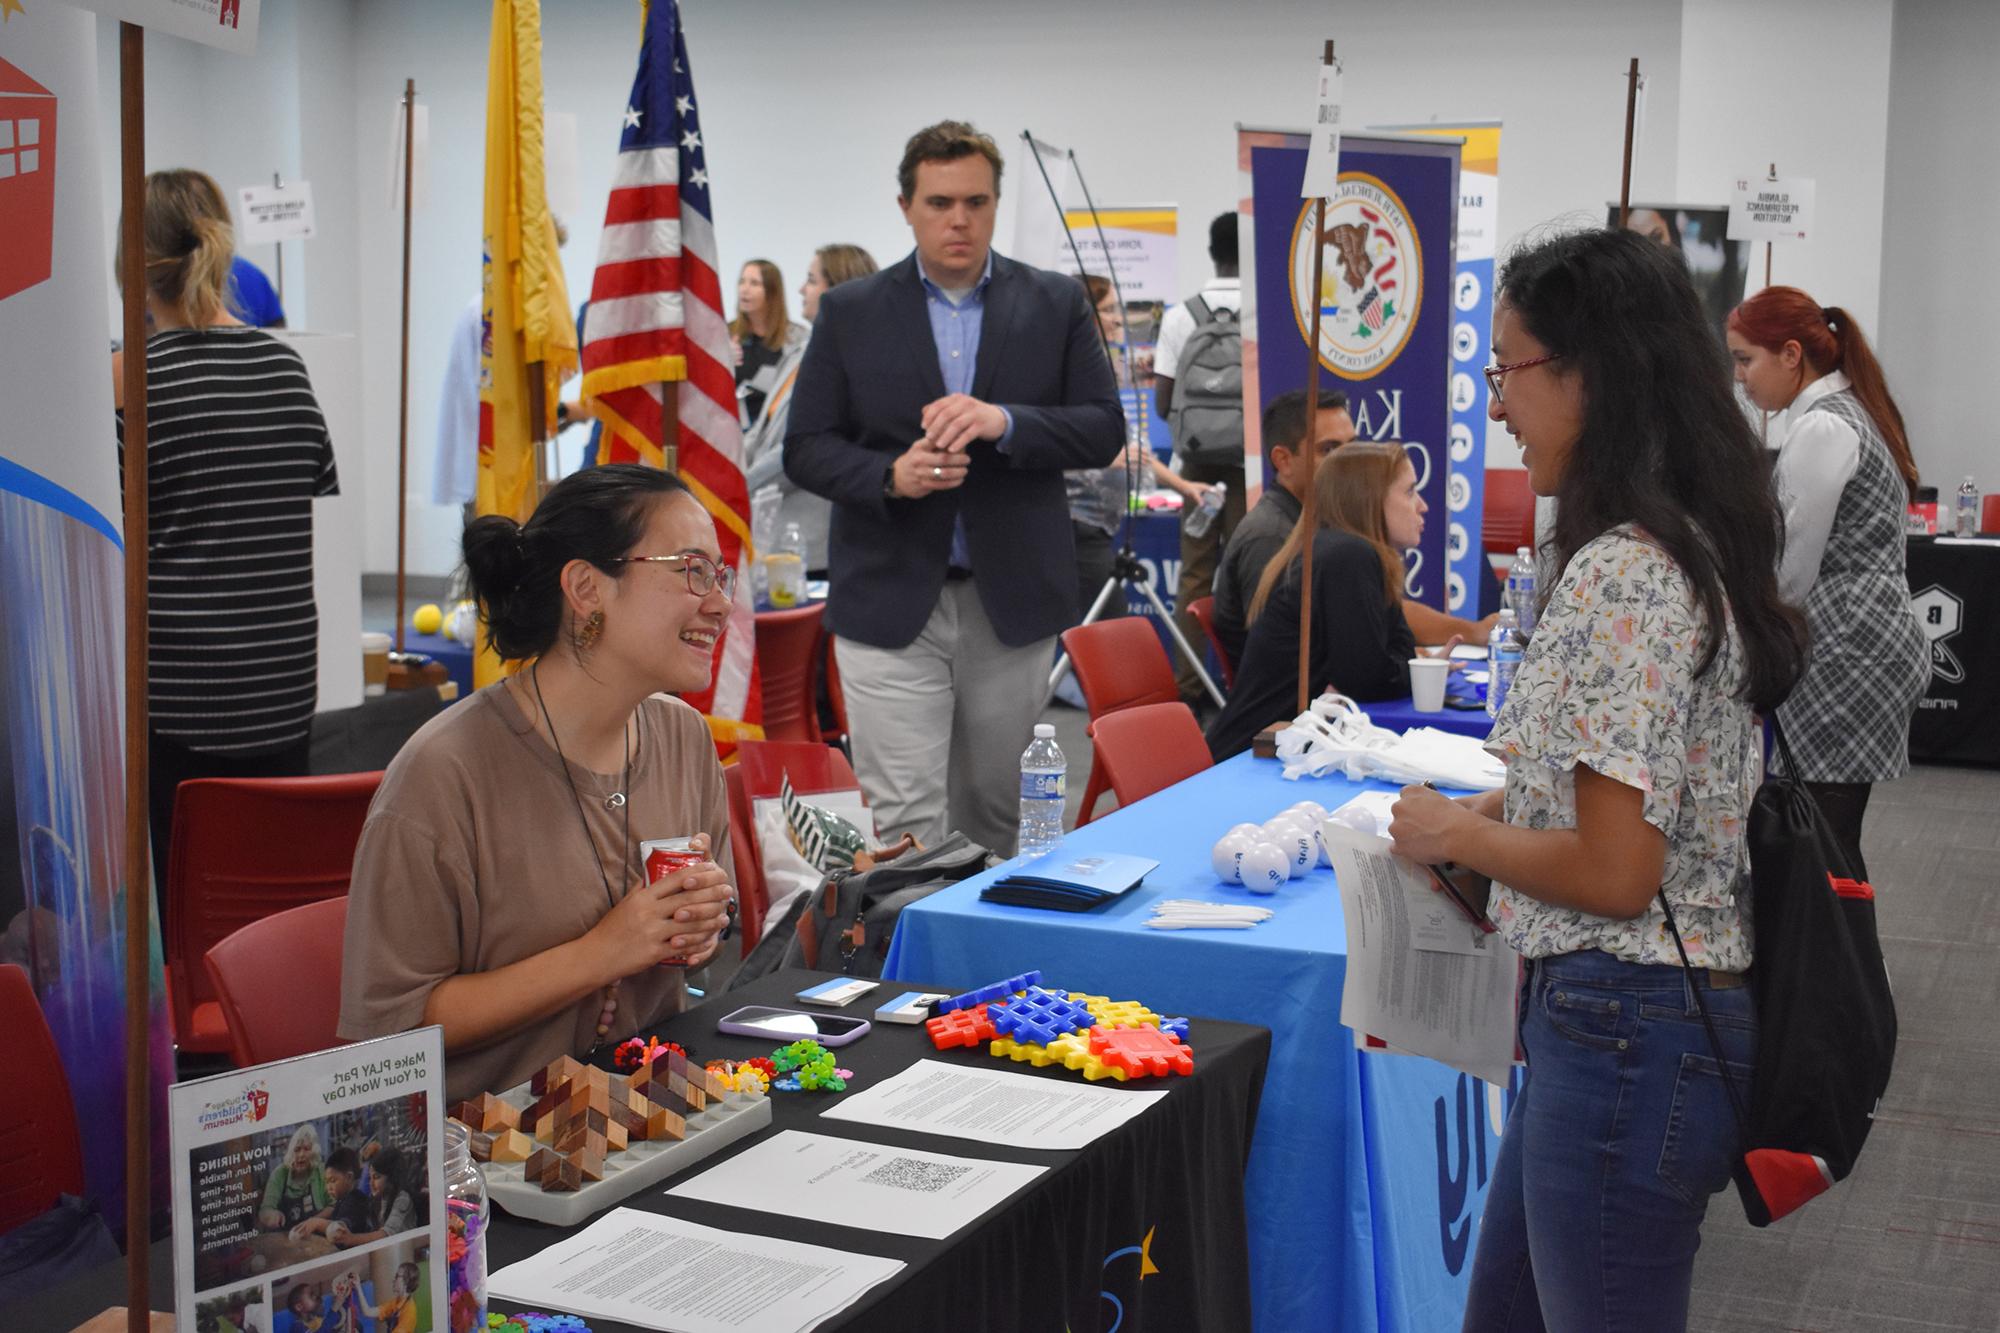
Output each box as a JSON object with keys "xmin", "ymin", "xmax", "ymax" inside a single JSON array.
[
  {"xmin": 531, "ymin": 1056, "xmax": 585, "ymax": 1097},
  {"xmin": 701, "ymin": 1066, "xmax": 730, "ymax": 1103},
  {"xmin": 604, "ymin": 1120, "xmax": 628, "ymax": 1153},
  {"xmin": 466, "ymin": 1129, "xmax": 495, "ymax": 1162},
  {"xmin": 572, "ymin": 1147, "xmax": 606, "ymax": 1182},
  {"xmin": 487, "ymin": 1128, "xmax": 534, "ymax": 1162},
  {"xmin": 540, "ymin": 1155, "xmax": 582, "ymax": 1192},
  {"xmin": 524, "ymin": 1147, "xmax": 557, "ymax": 1180},
  {"xmin": 645, "ymin": 1107, "xmax": 685, "ymax": 1141}
]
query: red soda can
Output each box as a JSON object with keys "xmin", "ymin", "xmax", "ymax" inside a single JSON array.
[{"xmin": 641, "ymin": 837, "xmax": 702, "ymax": 967}]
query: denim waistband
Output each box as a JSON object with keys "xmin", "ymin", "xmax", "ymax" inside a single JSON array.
[{"xmin": 1530, "ymin": 949, "xmax": 1746, "ymax": 992}]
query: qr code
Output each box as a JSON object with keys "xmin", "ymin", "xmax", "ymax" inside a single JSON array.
[{"xmin": 862, "ymin": 1156, "xmax": 972, "ymax": 1193}]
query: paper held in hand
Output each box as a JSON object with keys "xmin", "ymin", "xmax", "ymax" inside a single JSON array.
[{"xmin": 1322, "ymin": 823, "xmax": 1521, "ymax": 1086}]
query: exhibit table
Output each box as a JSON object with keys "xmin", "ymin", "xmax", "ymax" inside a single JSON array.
[
  {"xmin": 1905, "ymin": 536, "xmax": 2000, "ymax": 765},
  {"xmin": 885, "ymin": 754, "xmax": 1508, "ymax": 1333},
  {"xmin": 11, "ymin": 968, "xmax": 1270, "ymax": 1333},
  {"xmin": 1361, "ymin": 693, "xmax": 1493, "ymax": 739}
]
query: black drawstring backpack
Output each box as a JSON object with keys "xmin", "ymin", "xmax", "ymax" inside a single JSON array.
[{"xmin": 1660, "ymin": 718, "xmax": 1898, "ymax": 1226}]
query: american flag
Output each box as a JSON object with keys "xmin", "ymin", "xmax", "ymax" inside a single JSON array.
[
  {"xmin": 580, "ymin": 0, "xmax": 759, "ymax": 741},
  {"xmin": 1355, "ymin": 287, "xmax": 1384, "ymax": 335}
]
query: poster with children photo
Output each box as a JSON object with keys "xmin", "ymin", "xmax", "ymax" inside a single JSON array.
[
  {"xmin": 172, "ymin": 1029, "xmax": 448, "ymax": 1333},
  {"xmin": 195, "ymin": 1282, "xmax": 269, "ymax": 1333},
  {"xmin": 274, "ymin": 1233, "xmax": 433, "ymax": 1333}
]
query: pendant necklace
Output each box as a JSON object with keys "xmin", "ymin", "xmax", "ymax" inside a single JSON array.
[{"xmin": 531, "ymin": 660, "xmax": 632, "ymax": 1040}]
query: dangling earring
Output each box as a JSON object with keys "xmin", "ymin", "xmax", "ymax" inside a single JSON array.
[{"xmin": 574, "ymin": 609, "xmax": 605, "ymax": 653}]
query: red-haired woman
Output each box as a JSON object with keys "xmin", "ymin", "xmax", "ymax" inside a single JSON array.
[{"xmin": 1726, "ymin": 287, "xmax": 1928, "ymax": 874}]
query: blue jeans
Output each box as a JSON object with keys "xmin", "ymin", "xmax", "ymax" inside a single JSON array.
[{"xmin": 1462, "ymin": 950, "xmax": 1756, "ymax": 1332}]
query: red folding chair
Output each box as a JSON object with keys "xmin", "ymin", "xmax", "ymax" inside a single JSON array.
[
  {"xmin": 1060, "ymin": 618, "xmax": 1180, "ymax": 824},
  {"xmin": 164, "ymin": 772, "xmax": 380, "ymax": 1056},
  {"xmin": 204, "ymin": 897, "xmax": 351, "ymax": 1067},
  {"xmin": 0, "ymin": 964, "xmax": 86, "ymax": 1236},
  {"xmin": 1088, "ymin": 703, "xmax": 1214, "ymax": 812},
  {"xmin": 724, "ymin": 763, "xmax": 767, "ymax": 955},
  {"xmin": 753, "ymin": 605, "xmax": 826, "ymax": 743},
  {"xmin": 1184, "ymin": 595, "xmax": 1236, "ymax": 690},
  {"xmin": 1483, "ymin": 468, "xmax": 1535, "ymax": 558}
]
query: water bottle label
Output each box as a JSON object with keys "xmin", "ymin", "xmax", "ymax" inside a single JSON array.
[{"xmin": 1020, "ymin": 771, "xmax": 1066, "ymax": 801}]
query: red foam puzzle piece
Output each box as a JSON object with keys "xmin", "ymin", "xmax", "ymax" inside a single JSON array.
[
  {"xmin": 926, "ymin": 1001, "xmax": 1003, "ymax": 1049},
  {"xmin": 1088, "ymin": 1024, "xmax": 1194, "ymax": 1078}
]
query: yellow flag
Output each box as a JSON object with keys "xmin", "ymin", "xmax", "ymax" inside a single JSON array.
[{"xmin": 476, "ymin": 0, "xmax": 577, "ymax": 686}]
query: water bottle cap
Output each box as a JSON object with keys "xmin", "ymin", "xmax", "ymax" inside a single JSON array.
[
  {"xmin": 1497, "ymin": 608, "xmax": 1518, "ymax": 627},
  {"xmin": 1033, "ymin": 724, "xmax": 1056, "ymax": 739},
  {"xmin": 1515, "ymin": 545, "xmax": 1533, "ymax": 561}
]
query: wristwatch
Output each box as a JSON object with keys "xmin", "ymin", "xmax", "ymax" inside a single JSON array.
[{"xmin": 882, "ymin": 465, "xmax": 900, "ymax": 499}]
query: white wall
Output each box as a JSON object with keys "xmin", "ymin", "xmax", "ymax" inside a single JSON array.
[
  {"xmin": 96, "ymin": 0, "xmax": 1974, "ymax": 574},
  {"xmin": 1879, "ymin": 0, "xmax": 1999, "ymax": 497},
  {"xmin": 1674, "ymin": 0, "xmax": 1895, "ymax": 336}
]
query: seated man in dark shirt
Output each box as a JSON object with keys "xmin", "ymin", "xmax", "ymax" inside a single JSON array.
[{"xmin": 1210, "ymin": 389, "xmax": 1355, "ymax": 668}]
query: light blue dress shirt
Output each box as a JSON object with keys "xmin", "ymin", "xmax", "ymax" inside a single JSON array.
[{"xmin": 915, "ymin": 251, "xmax": 1014, "ymax": 571}]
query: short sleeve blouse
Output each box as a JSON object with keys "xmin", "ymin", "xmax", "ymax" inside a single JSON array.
[{"xmin": 1483, "ymin": 528, "xmax": 1761, "ymax": 970}]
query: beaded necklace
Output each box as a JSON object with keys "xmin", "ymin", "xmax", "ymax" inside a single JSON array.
[{"xmin": 530, "ymin": 661, "xmax": 631, "ymax": 1040}]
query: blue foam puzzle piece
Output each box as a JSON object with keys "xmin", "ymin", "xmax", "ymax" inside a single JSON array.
[
  {"xmin": 938, "ymin": 969, "xmax": 1046, "ymax": 1014},
  {"xmin": 989, "ymin": 987, "xmax": 1097, "ymax": 1046},
  {"xmin": 1160, "ymin": 1017, "xmax": 1190, "ymax": 1041}
]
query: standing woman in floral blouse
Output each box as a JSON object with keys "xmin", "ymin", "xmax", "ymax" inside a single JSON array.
[{"xmin": 1389, "ymin": 228, "xmax": 1806, "ymax": 1331}]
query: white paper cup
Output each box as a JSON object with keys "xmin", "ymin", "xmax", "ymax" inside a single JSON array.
[
  {"xmin": 1408, "ymin": 656, "xmax": 1450, "ymax": 712},
  {"xmin": 362, "ymin": 631, "xmax": 393, "ymax": 697}
]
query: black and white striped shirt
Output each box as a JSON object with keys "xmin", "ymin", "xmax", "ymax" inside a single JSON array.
[{"xmin": 116, "ymin": 326, "xmax": 338, "ymax": 754}]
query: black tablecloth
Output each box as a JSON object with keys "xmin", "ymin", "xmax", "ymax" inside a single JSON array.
[
  {"xmin": 10, "ymin": 968, "xmax": 1269, "ymax": 1333},
  {"xmin": 1906, "ymin": 538, "xmax": 2000, "ymax": 765}
]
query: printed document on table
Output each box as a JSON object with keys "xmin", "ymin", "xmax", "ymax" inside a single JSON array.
[
  {"xmin": 668, "ymin": 1129, "xmax": 1046, "ymax": 1239},
  {"xmin": 820, "ymin": 1059, "xmax": 1166, "ymax": 1150},
  {"xmin": 1324, "ymin": 824, "xmax": 1520, "ymax": 1085},
  {"xmin": 488, "ymin": 1206, "xmax": 902, "ymax": 1333}
]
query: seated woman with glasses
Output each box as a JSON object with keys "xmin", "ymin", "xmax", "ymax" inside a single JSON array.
[
  {"xmin": 339, "ymin": 464, "xmax": 740, "ymax": 1102},
  {"xmin": 1204, "ymin": 441, "xmax": 1428, "ymax": 761}
]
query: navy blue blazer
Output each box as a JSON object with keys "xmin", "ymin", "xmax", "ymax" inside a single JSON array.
[{"xmin": 782, "ymin": 251, "xmax": 1124, "ymax": 649}]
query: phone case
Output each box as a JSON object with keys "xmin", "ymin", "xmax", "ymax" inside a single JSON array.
[{"xmin": 715, "ymin": 1006, "xmax": 872, "ymax": 1047}]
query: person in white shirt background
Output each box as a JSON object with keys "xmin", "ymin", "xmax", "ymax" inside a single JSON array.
[{"xmin": 1726, "ymin": 285, "xmax": 1930, "ymax": 876}]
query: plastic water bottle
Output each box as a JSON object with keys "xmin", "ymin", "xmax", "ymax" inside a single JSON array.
[
  {"xmin": 1507, "ymin": 546, "xmax": 1538, "ymax": 638},
  {"xmin": 766, "ymin": 522, "xmax": 806, "ymax": 607},
  {"xmin": 1486, "ymin": 608, "xmax": 1524, "ymax": 718},
  {"xmin": 1956, "ymin": 476, "xmax": 1980, "ymax": 537},
  {"xmin": 1184, "ymin": 480, "xmax": 1228, "ymax": 538},
  {"xmin": 1018, "ymin": 724, "xmax": 1067, "ymax": 856}
]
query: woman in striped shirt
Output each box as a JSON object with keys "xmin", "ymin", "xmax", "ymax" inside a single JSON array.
[{"xmin": 114, "ymin": 168, "xmax": 337, "ymax": 924}]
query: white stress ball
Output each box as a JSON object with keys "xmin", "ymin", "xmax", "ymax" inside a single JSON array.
[
  {"xmin": 1210, "ymin": 831, "xmax": 1255, "ymax": 884},
  {"xmin": 1261, "ymin": 819, "xmax": 1313, "ymax": 877},
  {"xmin": 1227, "ymin": 822, "xmax": 1263, "ymax": 841},
  {"xmin": 1237, "ymin": 841, "xmax": 1290, "ymax": 894},
  {"xmin": 1287, "ymin": 800, "xmax": 1329, "ymax": 826}
]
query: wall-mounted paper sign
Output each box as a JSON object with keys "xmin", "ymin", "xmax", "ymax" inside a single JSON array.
[
  {"xmin": 1300, "ymin": 60, "xmax": 1343, "ymax": 199},
  {"xmin": 67, "ymin": 0, "xmax": 261, "ymax": 56},
  {"xmin": 1729, "ymin": 175, "xmax": 1815, "ymax": 243},
  {"xmin": 238, "ymin": 181, "xmax": 316, "ymax": 244},
  {"xmin": 169, "ymin": 1028, "xmax": 448, "ymax": 1333}
]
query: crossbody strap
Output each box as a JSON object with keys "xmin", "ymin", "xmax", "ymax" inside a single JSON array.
[{"xmin": 1657, "ymin": 891, "xmax": 1752, "ymax": 1141}]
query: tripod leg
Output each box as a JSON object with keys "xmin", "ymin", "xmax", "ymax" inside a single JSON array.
[{"xmin": 1135, "ymin": 580, "xmax": 1226, "ymax": 707}]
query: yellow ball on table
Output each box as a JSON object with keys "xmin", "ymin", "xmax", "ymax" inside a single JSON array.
[{"xmin": 412, "ymin": 603, "xmax": 443, "ymax": 635}]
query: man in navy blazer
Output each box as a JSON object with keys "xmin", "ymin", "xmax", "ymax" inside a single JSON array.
[{"xmin": 784, "ymin": 120, "xmax": 1123, "ymax": 855}]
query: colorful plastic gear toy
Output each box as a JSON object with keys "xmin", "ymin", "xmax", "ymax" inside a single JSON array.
[
  {"xmin": 926, "ymin": 1002, "xmax": 1003, "ymax": 1049},
  {"xmin": 936, "ymin": 970, "xmax": 1043, "ymax": 1013},
  {"xmin": 1089, "ymin": 1024, "xmax": 1194, "ymax": 1078},
  {"xmin": 989, "ymin": 987, "xmax": 1096, "ymax": 1045},
  {"xmin": 1068, "ymin": 993, "xmax": 1166, "ymax": 1030}
]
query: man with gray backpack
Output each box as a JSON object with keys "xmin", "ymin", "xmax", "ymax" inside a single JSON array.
[{"xmin": 1154, "ymin": 214, "xmax": 1247, "ymax": 710}]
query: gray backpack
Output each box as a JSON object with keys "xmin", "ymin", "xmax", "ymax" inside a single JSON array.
[
  {"xmin": 1167, "ymin": 295, "xmax": 1245, "ymax": 464},
  {"xmin": 725, "ymin": 833, "xmax": 992, "ymax": 987}
]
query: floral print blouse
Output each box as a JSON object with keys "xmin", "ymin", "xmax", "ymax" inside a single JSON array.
[{"xmin": 1484, "ymin": 527, "xmax": 1760, "ymax": 970}]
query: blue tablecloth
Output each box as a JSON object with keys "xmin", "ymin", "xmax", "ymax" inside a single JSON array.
[
  {"xmin": 885, "ymin": 752, "xmax": 1515, "ymax": 1333},
  {"xmin": 389, "ymin": 628, "xmax": 473, "ymax": 697},
  {"xmin": 1363, "ymin": 694, "xmax": 1493, "ymax": 740}
]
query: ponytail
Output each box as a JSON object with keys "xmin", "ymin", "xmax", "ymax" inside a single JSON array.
[
  {"xmin": 1823, "ymin": 306, "xmax": 1919, "ymax": 499},
  {"xmin": 1730, "ymin": 287, "xmax": 1918, "ymax": 499},
  {"xmin": 116, "ymin": 168, "xmax": 237, "ymax": 325}
]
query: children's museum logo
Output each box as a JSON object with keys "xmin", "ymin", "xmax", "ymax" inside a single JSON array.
[
  {"xmin": 197, "ymin": 1082, "xmax": 271, "ymax": 1132},
  {"xmin": 1290, "ymin": 173, "xmax": 1424, "ymax": 381}
]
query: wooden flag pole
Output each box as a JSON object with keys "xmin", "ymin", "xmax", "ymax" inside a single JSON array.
[
  {"xmin": 1618, "ymin": 57, "xmax": 1640, "ymax": 227},
  {"xmin": 1297, "ymin": 38, "xmax": 1335, "ymax": 716},
  {"xmin": 394, "ymin": 79, "xmax": 415, "ymax": 654},
  {"xmin": 118, "ymin": 22, "xmax": 154, "ymax": 1330}
]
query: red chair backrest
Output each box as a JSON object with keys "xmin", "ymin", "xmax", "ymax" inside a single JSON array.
[
  {"xmin": 736, "ymin": 740, "xmax": 860, "ymax": 802},
  {"xmin": 1087, "ymin": 703, "xmax": 1213, "ymax": 811},
  {"xmin": 1183, "ymin": 595, "xmax": 1236, "ymax": 689},
  {"xmin": 753, "ymin": 605, "xmax": 826, "ymax": 744},
  {"xmin": 1060, "ymin": 618, "xmax": 1179, "ymax": 721},
  {"xmin": 1483, "ymin": 469, "xmax": 1535, "ymax": 556},
  {"xmin": 203, "ymin": 897, "xmax": 351, "ymax": 1067},
  {"xmin": 724, "ymin": 763, "xmax": 767, "ymax": 954},
  {"xmin": 165, "ymin": 772, "xmax": 382, "ymax": 1044},
  {"xmin": 0, "ymin": 963, "xmax": 86, "ymax": 1235}
]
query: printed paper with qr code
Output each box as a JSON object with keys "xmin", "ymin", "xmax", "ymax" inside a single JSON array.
[{"xmin": 666, "ymin": 1129, "xmax": 1047, "ymax": 1238}]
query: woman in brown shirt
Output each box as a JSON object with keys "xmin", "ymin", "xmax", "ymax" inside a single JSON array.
[{"xmin": 339, "ymin": 465, "xmax": 739, "ymax": 1101}]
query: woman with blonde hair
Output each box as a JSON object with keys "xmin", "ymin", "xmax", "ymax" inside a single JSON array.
[
  {"xmin": 742, "ymin": 244, "xmax": 878, "ymax": 576},
  {"xmin": 1204, "ymin": 441, "xmax": 1424, "ymax": 759},
  {"xmin": 113, "ymin": 168, "xmax": 338, "ymax": 917},
  {"xmin": 731, "ymin": 258, "xmax": 806, "ymax": 427}
]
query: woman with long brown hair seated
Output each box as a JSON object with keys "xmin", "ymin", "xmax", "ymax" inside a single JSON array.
[{"xmin": 1204, "ymin": 442, "xmax": 1424, "ymax": 760}]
